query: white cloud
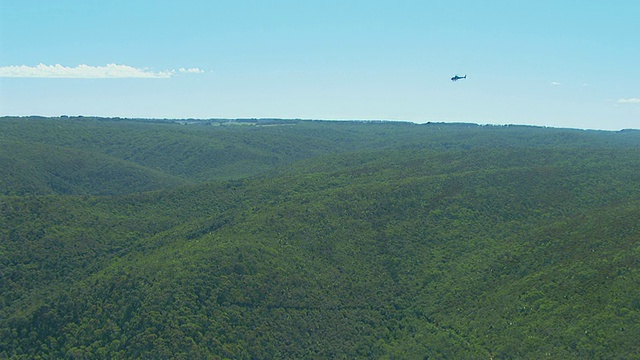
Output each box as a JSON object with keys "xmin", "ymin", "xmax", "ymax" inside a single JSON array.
[
  {"xmin": 0, "ymin": 63, "xmax": 204, "ymax": 78},
  {"xmin": 179, "ymin": 67, "xmax": 205, "ymax": 74},
  {"xmin": 618, "ymin": 97, "xmax": 640, "ymax": 104},
  {"xmin": 550, "ymin": 81, "xmax": 561, "ymax": 86}
]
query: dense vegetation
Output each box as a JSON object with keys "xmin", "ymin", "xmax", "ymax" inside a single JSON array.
[{"xmin": 1, "ymin": 117, "xmax": 639, "ymax": 358}]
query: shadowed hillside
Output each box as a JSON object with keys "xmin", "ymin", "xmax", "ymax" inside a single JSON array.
[{"xmin": 0, "ymin": 140, "xmax": 190, "ymax": 196}]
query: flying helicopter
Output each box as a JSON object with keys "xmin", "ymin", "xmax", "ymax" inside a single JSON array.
[{"xmin": 451, "ymin": 74, "xmax": 467, "ymax": 82}]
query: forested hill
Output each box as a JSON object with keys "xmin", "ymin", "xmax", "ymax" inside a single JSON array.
[
  {"xmin": 2, "ymin": 116, "xmax": 638, "ymax": 195},
  {"xmin": 1, "ymin": 117, "xmax": 639, "ymax": 358}
]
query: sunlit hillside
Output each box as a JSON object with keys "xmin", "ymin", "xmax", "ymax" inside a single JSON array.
[{"xmin": 1, "ymin": 117, "xmax": 639, "ymax": 359}]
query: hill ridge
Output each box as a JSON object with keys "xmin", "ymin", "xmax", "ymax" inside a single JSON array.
[{"xmin": 1, "ymin": 117, "xmax": 639, "ymax": 358}]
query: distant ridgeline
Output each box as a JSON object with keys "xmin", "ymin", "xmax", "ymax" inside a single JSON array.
[{"xmin": 1, "ymin": 116, "xmax": 639, "ymax": 358}]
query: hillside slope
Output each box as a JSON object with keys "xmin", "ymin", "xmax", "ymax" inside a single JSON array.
[
  {"xmin": 2, "ymin": 117, "xmax": 639, "ymax": 195},
  {"xmin": 0, "ymin": 140, "xmax": 190, "ymax": 196},
  {"xmin": 2, "ymin": 140, "xmax": 639, "ymax": 358}
]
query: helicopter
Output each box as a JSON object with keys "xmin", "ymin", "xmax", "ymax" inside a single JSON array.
[{"xmin": 451, "ymin": 74, "xmax": 467, "ymax": 82}]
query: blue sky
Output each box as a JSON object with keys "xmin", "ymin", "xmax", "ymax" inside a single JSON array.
[{"xmin": 1, "ymin": 0, "xmax": 638, "ymax": 130}]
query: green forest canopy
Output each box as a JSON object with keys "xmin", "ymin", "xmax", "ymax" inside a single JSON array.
[{"xmin": 1, "ymin": 117, "xmax": 639, "ymax": 358}]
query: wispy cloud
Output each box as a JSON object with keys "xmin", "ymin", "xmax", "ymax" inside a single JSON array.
[
  {"xmin": 179, "ymin": 67, "xmax": 205, "ymax": 74},
  {"xmin": 618, "ymin": 97, "xmax": 640, "ymax": 104},
  {"xmin": 550, "ymin": 81, "xmax": 562, "ymax": 86},
  {"xmin": 0, "ymin": 63, "xmax": 204, "ymax": 78}
]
